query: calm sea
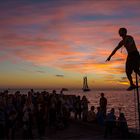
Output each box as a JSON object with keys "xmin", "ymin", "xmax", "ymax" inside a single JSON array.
[{"xmin": 1, "ymin": 88, "xmax": 139, "ymax": 129}]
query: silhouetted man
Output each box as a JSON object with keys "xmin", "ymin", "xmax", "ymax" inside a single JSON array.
[
  {"xmin": 106, "ymin": 28, "xmax": 140, "ymax": 90},
  {"xmin": 100, "ymin": 93, "xmax": 107, "ymax": 118}
]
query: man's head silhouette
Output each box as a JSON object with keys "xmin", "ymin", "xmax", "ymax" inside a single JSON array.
[{"xmin": 119, "ymin": 28, "xmax": 127, "ymax": 37}]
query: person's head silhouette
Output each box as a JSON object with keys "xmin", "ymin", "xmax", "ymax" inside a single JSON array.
[
  {"xmin": 119, "ymin": 28, "xmax": 127, "ymax": 37},
  {"xmin": 101, "ymin": 92, "xmax": 104, "ymax": 97}
]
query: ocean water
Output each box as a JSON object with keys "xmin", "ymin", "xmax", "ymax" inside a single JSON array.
[
  {"xmin": 1, "ymin": 88, "xmax": 139, "ymax": 129},
  {"xmin": 68, "ymin": 89, "xmax": 139, "ymax": 129}
]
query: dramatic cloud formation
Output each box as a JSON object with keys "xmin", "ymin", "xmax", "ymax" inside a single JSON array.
[{"xmin": 0, "ymin": 0, "xmax": 140, "ymax": 88}]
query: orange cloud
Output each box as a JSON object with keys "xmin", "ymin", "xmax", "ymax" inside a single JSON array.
[{"xmin": 1, "ymin": 0, "xmax": 140, "ymax": 88}]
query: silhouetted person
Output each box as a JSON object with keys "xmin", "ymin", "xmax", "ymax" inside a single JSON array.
[
  {"xmin": 36, "ymin": 103, "xmax": 46, "ymax": 138},
  {"xmin": 106, "ymin": 27, "xmax": 140, "ymax": 90},
  {"xmin": 7, "ymin": 110, "xmax": 17, "ymax": 139},
  {"xmin": 81, "ymin": 96, "xmax": 89, "ymax": 121},
  {"xmin": 74, "ymin": 96, "xmax": 82, "ymax": 120},
  {"xmin": 117, "ymin": 113, "xmax": 129, "ymax": 138},
  {"xmin": 48, "ymin": 102, "xmax": 57, "ymax": 132},
  {"xmin": 104, "ymin": 108, "xmax": 116, "ymax": 138},
  {"xmin": 96, "ymin": 107, "xmax": 104, "ymax": 126},
  {"xmin": 0, "ymin": 100, "xmax": 6, "ymax": 139},
  {"xmin": 87, "ymin": 106, "xmax": 96, "ymax": 123},
  {"xmin": 99, "ymin": 93, "xmax": 107, "ymax": 118}
]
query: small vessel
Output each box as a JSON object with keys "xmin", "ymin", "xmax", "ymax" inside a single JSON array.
[
  {"xmin": 82, "ymin": 76, "xmax": 90, "ymax": 92},
  {"xmin": 61, "ymin": 88, "xmax": 68, "ymax": 91}
]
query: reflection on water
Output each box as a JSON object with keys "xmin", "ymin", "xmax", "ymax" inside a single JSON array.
[
  {"xmin": 1, "ymin": 89, "xmax": 139, "ymax": 129},
  {"xmin": 69, "ymin": 89, "xmax": 139, "ymax": 129}
]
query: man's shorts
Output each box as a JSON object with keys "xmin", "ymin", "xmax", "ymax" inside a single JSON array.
[{"xmin": 126, "ymin": 51, "xmax": 140, "ymax": 73}]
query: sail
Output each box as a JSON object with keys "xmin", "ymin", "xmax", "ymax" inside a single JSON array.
[{"xmin": 83, "ymin": 76, "xmax": 90, "ymax": 92}]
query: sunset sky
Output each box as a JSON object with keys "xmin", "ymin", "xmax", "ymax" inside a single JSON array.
[{"xmin": 0, "ymin": 0, "xmax": 140, "ymax": 89}]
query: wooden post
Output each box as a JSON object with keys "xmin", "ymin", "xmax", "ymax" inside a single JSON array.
[{"xmin": 135, "ymin": 73, "xmax": 140, "ymax": 131}]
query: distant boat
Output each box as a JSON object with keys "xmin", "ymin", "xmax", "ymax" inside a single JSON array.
[
  {"xmin": 61, "ymin": 88, "xmax": 68, "ymax": 91},
  {"xmin": 82, "ymin": 76, "xmax": 90, "ymax": 92}
]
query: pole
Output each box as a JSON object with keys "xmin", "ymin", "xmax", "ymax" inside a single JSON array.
[{"xmin": 135, "ymin": 73, "xmax": 140, "ymax": 130}]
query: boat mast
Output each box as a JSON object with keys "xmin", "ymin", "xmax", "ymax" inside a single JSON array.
[
  {"xmin": 83, "ymin": 77, "xmax": 85, "ymax": 89},
  {"xmin": 85, "ymin": 77, "xmax": 88, "ymax": 89},
  {"xmin": 83, "ymin": 76, "xmax": 89, "ymax": 90}
]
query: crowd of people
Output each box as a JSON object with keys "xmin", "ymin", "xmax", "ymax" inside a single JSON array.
[{"xmin": 0, "ymin": 89, "xmax": 129, "ymax": 139}]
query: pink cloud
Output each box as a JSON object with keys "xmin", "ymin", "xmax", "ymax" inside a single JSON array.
[{"xmin": 0, "ymin": 0, "xmax": 140, "ymax": 77}]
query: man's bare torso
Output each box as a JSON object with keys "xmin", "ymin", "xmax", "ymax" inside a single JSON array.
[{"xmin": 119, "ymin": 35, "xmax": 137, "ymax": 53}]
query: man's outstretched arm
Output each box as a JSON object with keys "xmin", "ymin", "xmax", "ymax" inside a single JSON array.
[{"xmin": 106, "ymin": 41, "xmax": 123, "ymax": 61}]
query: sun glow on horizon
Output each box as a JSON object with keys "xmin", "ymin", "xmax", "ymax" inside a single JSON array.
[{"xmin": 0, "ymin": 0, "xmax": 140, "ymax": 89}]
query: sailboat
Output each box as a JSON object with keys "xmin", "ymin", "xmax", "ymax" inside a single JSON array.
[{"xmin": 82, "ymin": 76, "xmax": 90, "ymax": 92}]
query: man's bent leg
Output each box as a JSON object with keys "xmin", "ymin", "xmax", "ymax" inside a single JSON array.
[
  {"xmin": 134, "ymin": 63, "xmax": 140, "ymax": 77},
  {"xmin": 126, "ymin": 60, "xmax": 136, "ymax": 90},
  {"xmin": 126, "ymin": 62, "xmax": 134, "ymax": 86},
  {"xmin": 133, "ymin": 58, "xmax": 140, "ymax": 79},
  {"xmin": 126, "ymin": 72, "xmax": 133, "ymax": 85}
]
